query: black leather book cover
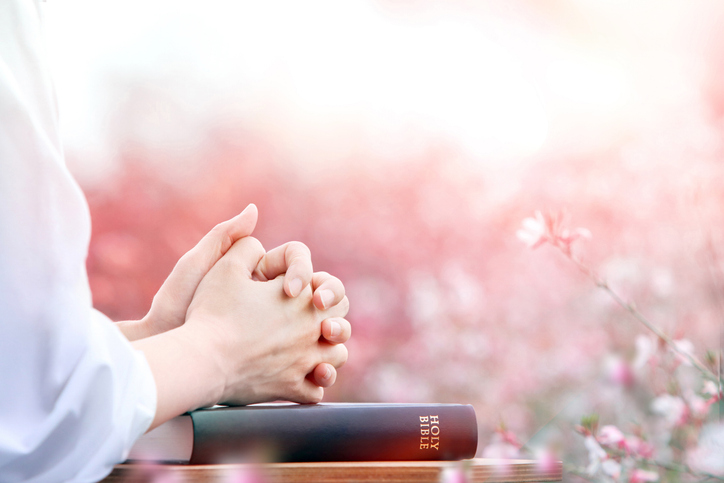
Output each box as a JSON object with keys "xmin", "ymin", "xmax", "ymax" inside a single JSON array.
[{"xmin": 188, "ymin": 403, "xmax": 478, "ymax": 463}]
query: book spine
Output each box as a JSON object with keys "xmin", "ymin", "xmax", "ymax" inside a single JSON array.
[{"xmin": 188, "ymin": 405, "xmax": 478, "ymax": 463}]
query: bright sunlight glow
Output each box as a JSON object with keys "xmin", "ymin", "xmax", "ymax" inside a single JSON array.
[{"xmin": 44, "ymin": 0, "xmax": 550, "ymax": 166}]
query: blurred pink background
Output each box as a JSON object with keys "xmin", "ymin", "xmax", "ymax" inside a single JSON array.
[{"xmin": 44, "ymin": 0, "xmax": 724, "ymax": 460}]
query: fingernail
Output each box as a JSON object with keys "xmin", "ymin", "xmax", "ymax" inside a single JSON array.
[
  {"xmin": 289, "ymin": 278, "xmax": 303, "ymax": 297},
  {"xmin": 320, "ymin": 289, "xmax": 335, "ymax": 309},
  {"xmin": 322, "ymin": 366, "xmax": 333, "ymax": 381},
  {"xmin": 329, "ymin": 320, "xmax": 341, "ymax": 337},
  {"xmin": 240, "ymin": 203, "xmax": 256, "ymax": 216}
]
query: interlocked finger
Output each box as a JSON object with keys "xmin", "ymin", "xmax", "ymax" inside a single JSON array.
[
  {"xmin": 254, "ymin": 241, "xmax": 313, "ymax": 297},
  {"xmin": 311, "ymin": 271, "xmax": 346, "ymax": 310},
  {"xmin": 312, "ymin": 363, "xmax": 337, "ymax": 388},
  {"xmin": 322, "ymin": 295, "xmax": 349, "ymax": 320},
  {"xmin": 321, "ymin": 317, "xmax": 351, "ymax": 345},
  {"xmin": 318, "ymin": 342, "xmax": 348, "ymax": 369},
  {"xmin": 224, "ymin": 236, "xmax": 267, "ymax": 277}
]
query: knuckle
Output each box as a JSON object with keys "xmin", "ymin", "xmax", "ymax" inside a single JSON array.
[
  {"xmin": 315, "ymin": 271, "xmax": 331, "ymax": 281},
  {"xmin": 209, "ymin": 221, "xmax": 228, "ymax": 236},
  {"xmin": 338, "ymin": 296, "xmax": 350, "ymax": 315},
  {"xmin": 288, "ymin": 379, "xmax": 307, "ymax": 398},
  {"xmin": 308, "ymin": 389, "xmax": 324, "ymax": 404},
  {"xmin": 342, "ymin": 318, "xmax": 352, "ymax": 338},
  {"xmin": 289, "ymin": 240, "xmax": 310, "ymax": 252},
  {"xmin": 300, "ymin": 355, "xmax": 317, "ymax": 372},
  {"xmin": 334, "ymin": 278, "xmax": 346, "ymax": 295},
  {"xmin": 336, "ymin": 344, "xmax": 349, "ymax": 366},
  {"xmin": 287, "ymin": 241, "xmax": 311, "ymax": 259},
  {"xmin": 247, "ymin": 236, "xmax": 265, "ymax": 253},
  {"xmin": 292, "ymin": 377, "xmax": 306, "ymax": 392}
]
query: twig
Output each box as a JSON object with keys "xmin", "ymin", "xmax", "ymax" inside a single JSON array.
[
  {"xmin": 694, "ymin": 195, "xmax": 724, "ymax": 421},
  {"xmin": 700, "ymin": 234, "xmax": 724, "ymax": 421},
  {"xmin": 557, "ymin": 245, "xmax": 719, "ymax": 383}
]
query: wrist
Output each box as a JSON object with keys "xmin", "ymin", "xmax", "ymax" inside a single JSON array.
[
  {"xmin": 175, "ymin": 321, "xmax": 229, "ymax": 405},
  {"xmin": 133, "ymin": 322, "xmax": 227, "ymax": 429}
]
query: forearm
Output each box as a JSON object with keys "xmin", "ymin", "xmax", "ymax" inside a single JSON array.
[{"xmin": 132, "ymin": 324, "xmax": 226, "ymax": 430}]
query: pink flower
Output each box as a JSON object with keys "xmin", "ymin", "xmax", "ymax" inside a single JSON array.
[
  {"xmin": 671, "ymin": 339, "xmax": 695, "ymax": 366},
  {"xmin": 534, "ymin": 448, "xmax": 560, "ymax": 474},
  {"xmin": 517, "ymin": 210, "xmax": 591, "ymax": 253},
  {"xmin": 702, "ymin": 380, "xmax": 722, "ymax": 400},
  {"xmin": 629, "ymin": 469, "xmax": 659, "ymax": 483},
  {"xmin": 498, "ymin": 428, "xmax": 522, "ymax": 448},
  {"xmin": 482, "ymin": 440, "xmax": 521, "ymax": 459},
  {"xmin": 624, "ymin": 436, "xmax": 655, "ymax": 459},
  {"xmin": 689, "ymin": 393, "xmax": 715, "ymax": 420},
  {"xmin": 651, "ymin": 395, "xmax": 688, "ymax": 427},
  {"xmin": 605, "ymin": 357, "xmax": 634, "ymax": 388},
  {"xmin": 689, "ymin": 395, "xmax": 713, "ymax": 419},
  {"xmin": 597, "ymin": 425, "xmax": 625, "ymax": 447},
  {"xmin": 633, "ymin": 335, "xmax": 655, "ymax": 370},
  {"xmin": 517, "ymin": 211, "xmax": 547, "ymax": 248},
  {"xmin": 482, "ymin": 428, "xmax": 522, "ymax": 459}
]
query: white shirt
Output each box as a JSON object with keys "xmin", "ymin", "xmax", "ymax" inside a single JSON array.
[{"xmin": 0, "ymin": 1, "xmax": 157, "ymax": 481}]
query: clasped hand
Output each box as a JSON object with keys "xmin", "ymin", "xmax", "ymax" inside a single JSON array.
[{"xmin": 127, "ymin": 204, "xmax": 350, "ymax": 429}]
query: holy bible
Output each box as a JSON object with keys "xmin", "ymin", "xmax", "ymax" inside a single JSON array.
[{"xmin": 127, "ymin": 403, "xmax": 478, "ymax": 464}]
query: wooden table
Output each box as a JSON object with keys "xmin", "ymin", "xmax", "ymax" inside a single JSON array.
[{"xmin": 103, "ymin": 459, "xmax": 562, "ymax": 482}]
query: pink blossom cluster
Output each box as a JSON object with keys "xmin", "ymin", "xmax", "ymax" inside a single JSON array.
[
  {"xmin": 481, "ymin": 426, "xmax": 523, "ymax": 460},
  {"xmin": 594, "ymin": 425, "xmax": 656, "ymax": 460},
  {"xmin": 583, "ymin": 433, "xmax": 659, "ymax": 483},
  {"xmin": 516, "ymin": 211, "xmax": 591, "ymax": 254}
]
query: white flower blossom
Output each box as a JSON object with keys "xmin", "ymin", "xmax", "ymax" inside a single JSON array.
[
  {"xmin": 687, "ymin": 423, "xmax": 724, "ymax": 474},
  {"xmin": 601, "ymin": 459, "xmax": 621, "ymax": 479},
  {"xmin": 633, "ymin": 335, "xmax": 654, "ymax": 369},
  {"xmin": 651, "ymin": 394, "xmax": 687, "ymax": 427},
  {"xmin": 585, "ymin": 436, "xmax": 607, "ymax": 475}
]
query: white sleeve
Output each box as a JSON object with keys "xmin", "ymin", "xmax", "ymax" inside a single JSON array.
[{"xmin": 0, "ymin": 1, "xmax": 157, "ymax": 482}]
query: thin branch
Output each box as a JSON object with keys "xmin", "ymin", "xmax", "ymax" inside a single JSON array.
[
  {"xmin": 557, "ymin": 244, "xmax": 719, "ymax": 383},
  {"xmin": 694, "ymin": 197, "xmax": 724, "ymax": 421},
  {"xmin": 701, "ymin": 235, "xmax": 724, "ymax": 421}
]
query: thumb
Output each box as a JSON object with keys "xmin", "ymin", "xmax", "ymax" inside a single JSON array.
[
  {"xmin": 202, "ymin": 203, "xmax": 259, "ymax": 260},
  {"xmin": 151, "ymin": 204, "xmax": 259, "ymax": 319},
  {"xmin": 172, "ymin": 203, "xmax": 258, "ymax": 281}
]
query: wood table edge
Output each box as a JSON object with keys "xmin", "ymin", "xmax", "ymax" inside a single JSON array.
[{"xmin": 105, "ymin": 458, "xmax": 563, "ymax": 483}]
